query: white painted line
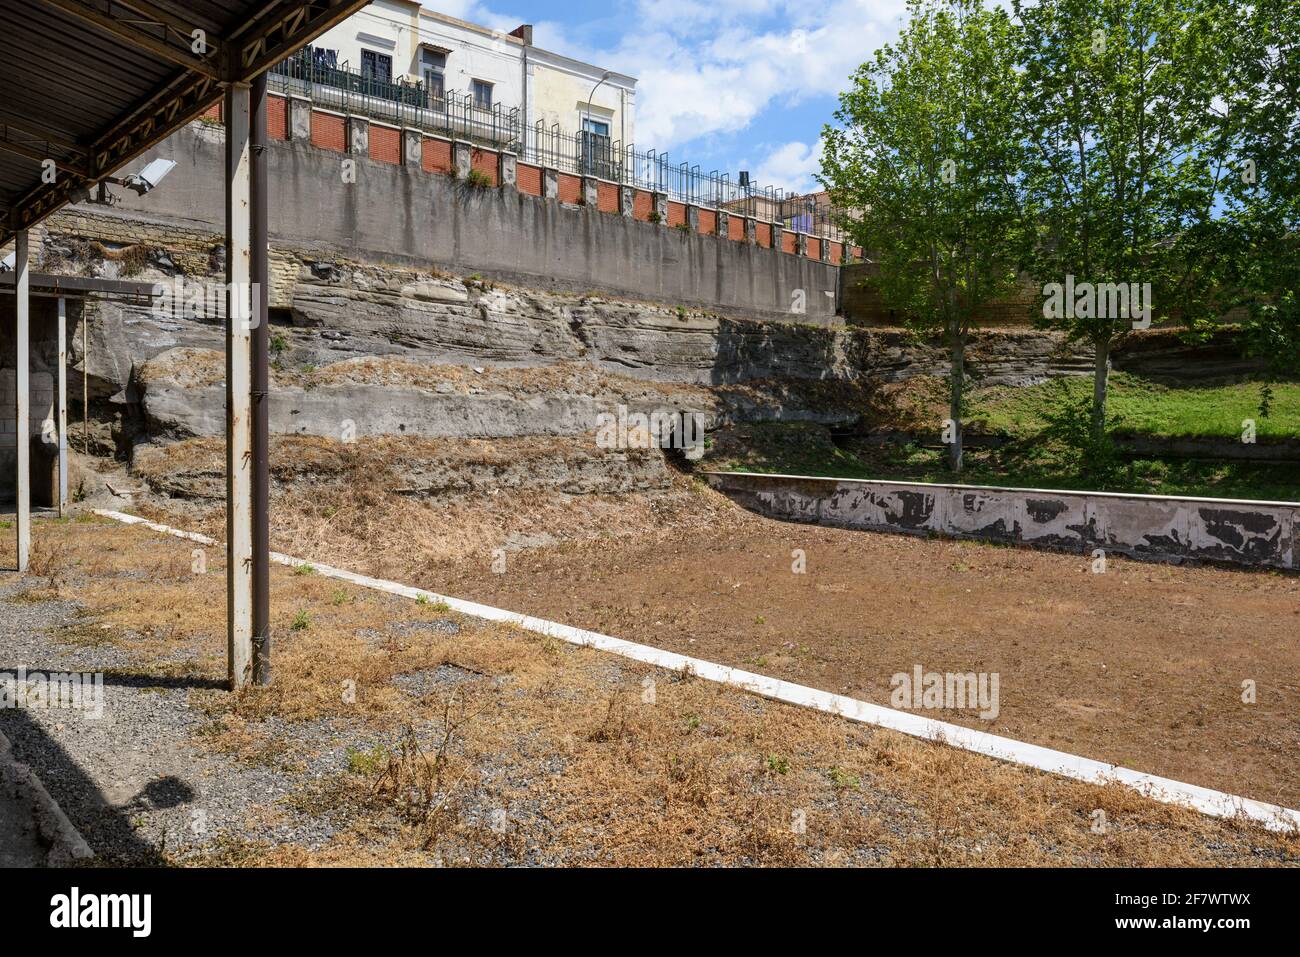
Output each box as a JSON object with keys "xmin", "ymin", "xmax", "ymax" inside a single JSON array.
[{"xmin": 94, "ymin": 508, "xmax": 1300, "ymax": 833}]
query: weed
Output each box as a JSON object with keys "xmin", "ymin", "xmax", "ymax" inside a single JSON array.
[
  {"xmin": 465, "ymin": 169, "xmax": 493, "ymax": 189},
  {"xmin": 765, "ymin": 754, "xmax": 790, "ymax": 775},
  {"xmin": 291, "ymin": 609, "xmax": 311, "ymax": 631}
]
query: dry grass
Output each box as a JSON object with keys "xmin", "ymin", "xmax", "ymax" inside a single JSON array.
[{"xmin": 3, "ymin": 514, "xmax": 1298, "ymax": 867}]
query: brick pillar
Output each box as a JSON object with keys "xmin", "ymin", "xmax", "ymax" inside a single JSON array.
[
  {"xmin": 687, "ymin": 206, "xmax": 700, "ymax": 232},
  {"xmin": 620, "ymin": 186, "xmax": 634, "ymax": 217},
  {"xmin": 745, "ymin": 218, "xmax": 757, "ymax": 244},
  {"xmin": 582, "ymin": 176, "xmax": 599, "ymax": 208},
  {"xmin": 653, "ymin": 192, "xmax": 668, "ymax": 224},
  {"xmin": 543, "ymin": 168, "xmax": 559, "ymax": 199},
  {"xmin": 717, "ymin": 209, "xmax": 730, "ymax": 238},
  {"xmin": 346, "ymin": 116, "xmax": 368, "ymax": 155},
  {"xmin": 287, "ymin": 97, "xmax": 311, "ymax": 141},
  {"xmin": 452, "ymin": 141, "xmax": 472, "ymax": 180},
  {"xmin": 796, "ymin": 232, "xmax": 808, "ymax": 257},
  {"xmin": 402, "ymin": 129, "xmax": 422, "ymax": 167},
  {"xmin": 499, "ymin": 152, "xmax": 517, "ymax": 189}
]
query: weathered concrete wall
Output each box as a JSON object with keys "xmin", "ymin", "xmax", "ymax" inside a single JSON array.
[
  {"xmin": 704, "ymin": 471, "xmax": 1299, "ymax": 571},
  {"xmin": 106, "ymin": 124, "xmax": 840, "ymax": 322}
]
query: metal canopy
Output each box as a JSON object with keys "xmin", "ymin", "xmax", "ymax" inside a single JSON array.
[{"xmin": 0, "ymin": 0, "xmax": 370, "ymax": 246}]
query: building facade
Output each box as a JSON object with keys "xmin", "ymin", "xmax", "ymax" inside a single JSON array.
[{"xmin": 310, "ymin": 1, "xmax": 636, "ymax": 145}]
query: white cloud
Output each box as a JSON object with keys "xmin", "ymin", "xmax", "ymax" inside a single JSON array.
[
  {"xmin": 749, "ymin": 139, "xmax": 825, "ymax": 194},
  {"xmin": 596, "ymin": 0, "xmax": 908, "ymax": 150}
]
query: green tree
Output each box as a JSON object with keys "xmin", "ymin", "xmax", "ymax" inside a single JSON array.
[
  {"xmin": 821, "ymin": 0, "xmax": 1027, "ymax": 472},
  {"xmin": 1218, "ymin": 0, "xmax": 1300, "ymax": 414},
  {"xmin": 1014, "ymin": 0, "xmax": 1240, "ymax": 441}
]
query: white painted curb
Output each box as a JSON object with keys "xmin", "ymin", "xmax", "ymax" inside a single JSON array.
[{"xmin": 95, "ymin": 508, "xmax": 1300, "ymax": 833}]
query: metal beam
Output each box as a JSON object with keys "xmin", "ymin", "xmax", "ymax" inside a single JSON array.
[
  {"xmin": 0, "ymin": 132, "xmax": 89, "ymax": 178},
  {"xmin": 57, "ymin": 298, "xmax": 69, "ymax": 518},
  {"xmin": 33, "ymin": 0, "xmax": 222, "ymax": 79},
  {"xmin": 14, "ymin": 232, "xmax": 31, "ymax": 572},
  {"xmin": 226, "ymin": 83, "xmax": 254, "ymax": 690},
  {"xmin": 235, "ymin": 1, "xmax": 373, "ymax": 81}
]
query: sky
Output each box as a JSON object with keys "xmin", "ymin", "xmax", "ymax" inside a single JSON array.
[{"xmin": 428, "ymin": 0, "xmax": 911, "ymax": 194}]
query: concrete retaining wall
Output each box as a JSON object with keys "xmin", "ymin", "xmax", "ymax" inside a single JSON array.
[
  {"xmin": 704, "ymin": 471, "xmax": 1299, "ymax": 571},
  {"xmin": 107, "ymin": 123, "xmax": 841, "ymax": 322}
]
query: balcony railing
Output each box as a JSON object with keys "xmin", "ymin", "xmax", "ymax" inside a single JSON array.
[{"xmin": 270, "ymin": 45, "xmax": 520, "ymax": 150}]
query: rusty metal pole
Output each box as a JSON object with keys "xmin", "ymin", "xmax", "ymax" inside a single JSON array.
[{"xmin": 251, "ymin": 71, "xmax": 272, "ymax": 686}]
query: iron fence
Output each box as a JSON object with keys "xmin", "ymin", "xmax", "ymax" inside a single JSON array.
[
  {"xmin": 269, "ymin": 46, "xmax": 853, "ymax": 247},
  {"xmin": 271, "ymin": 45, "xmax": 521, "ymax": 150},
  {"xmin": 522, "ymin": 124, "xmax": 853, "ymax": 244}
]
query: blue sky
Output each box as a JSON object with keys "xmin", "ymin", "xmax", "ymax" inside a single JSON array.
[{"xmin": 432, "ymin": 0, "xmax": 911, "ymax": 194}]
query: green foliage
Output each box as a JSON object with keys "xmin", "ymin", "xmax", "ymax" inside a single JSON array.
[
  {"xmin": 822, "ymin": 0, "xmax": 1028, "ymax": 472},
  {"xmin": 465, "ymin": 168, "xmax": 493, "ymax": 189}
]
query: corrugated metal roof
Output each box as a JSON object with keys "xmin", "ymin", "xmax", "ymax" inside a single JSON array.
[{"xmin": 0, "ymin": 0, "xmax": 370, "ymax": 246}]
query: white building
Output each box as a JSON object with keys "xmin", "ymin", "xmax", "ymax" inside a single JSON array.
[{"xmin": 310, "ymin": 1, "xmax": 636, "ymax": 146}]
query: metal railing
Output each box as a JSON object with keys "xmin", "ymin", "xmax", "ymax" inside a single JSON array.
[
  {"xmin": 268, "ymin": 46, "xmax": 853, "ymax": 247},
  {"xmin": 270, "ymin": 45, "xmax": 520, "ymax": 150},
  {"xmin": 523, "ymin": 123, "xmax": 853, "ymax": 244}
]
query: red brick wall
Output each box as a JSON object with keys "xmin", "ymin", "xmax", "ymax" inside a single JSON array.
[
  {"xmin": 782, "ymin": 231, "xmax": 797, "ymax": 254},
  {"xmin": 267, "ymin": 95, "xmax": 287, "ymax": 141},
  {"xmin": 597, "ymin": 181, "xmax": 620, "ymax": 213},
  {"xmin": 828, "ymin": 241, "xmax": 843, "ymax": 265},
  {"xmin": 471, "ymin": 148, "xmax": 499, "ymax": 185},
  {"xmin": 698, "ymin": 210, "xmax": 717, "ymax": 235},
  {"xmin": 311, "ymin": 111, "xmax": 345, "ymax": 152},
  {"xmin": 201, "ymin": 101, "xmax": 222, "ymax": 122},
  {"xmin": 558, "ymin": 173, "xmax": 582, "ymax": 204},
  {"xmin": 633, "ymin": 190, "xmax": 654, "ymax": 221},
  {"xmin": 369, "ymin": 124, "xmax": 400, "ymax": 164},
  {"xmin": 517, "ymin": 163, "xmax": 542, "ymax": 196},
  {"xmin": 667, "ymin": 201, "xmax": 686, "ymax": 227},
  {"xmin": 422, "ymin": 137, "xmax": 452, "ymax": 174},
  {"xmin": 851, "ymin": 245, "xmax": 864, "ymax": 261},
  {"xmin": 756, "ymin": 222, "xmax": 772, "ymax": 248},
  {"xmin": 728, "ymin": 215, "xmax": 745, "ymax": 242}
]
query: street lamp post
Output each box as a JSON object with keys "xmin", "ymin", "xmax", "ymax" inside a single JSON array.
[{"xmin": 583, "ymin": 70, "xmax": 611, "ymax": 175}]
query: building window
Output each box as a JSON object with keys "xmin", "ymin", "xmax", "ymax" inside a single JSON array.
[
  {"xmin": 581, "ymin": 117, "xmax": 613, "ymax": 178},
  {"xmin": 360, "ymin": 49, "xmax": 392, "ymax": 84},
  {"xmin": 471, "ymin": 79, "xmax": 493, "ymax": 109},
  {"xmin": 422, "ymin": 49, "xmax": 446, "ymax": 101}
]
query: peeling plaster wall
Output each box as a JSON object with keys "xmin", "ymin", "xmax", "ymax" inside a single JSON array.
[{"xmin": 704, "ymin": 472, "xmax": 1299, "ymax": 571}]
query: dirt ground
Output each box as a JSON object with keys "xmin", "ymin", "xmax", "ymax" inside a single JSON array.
[
  {"xmin": 424, "ymin": 514, "xmax": 1300, "ymax": 811},
  {"xmin": 118, "ymin": 445, "xmax": 1300, "ymax": 813},
  {"xmin": 2, "ymin": 514, "xmax": 1298, "ymax": 866}
]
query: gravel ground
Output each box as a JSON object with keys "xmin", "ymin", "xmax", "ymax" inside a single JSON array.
[{"xmin": 0, "ymin": 577, "xmax": 386, "ymax": 864}]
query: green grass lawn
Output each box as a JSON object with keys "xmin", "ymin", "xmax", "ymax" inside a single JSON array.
[{"xmin": 970, "ymin": 373, "xmax": 1300, "ymax": 441}]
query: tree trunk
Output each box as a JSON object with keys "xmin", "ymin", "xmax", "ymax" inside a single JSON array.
[
  {"xmin": 949, "ymin": 327, "xmax": 965, "ymax": 473},
  {"xmin": 1091, "ymin": 337, "xmax": 1110, "ymax": 443}
]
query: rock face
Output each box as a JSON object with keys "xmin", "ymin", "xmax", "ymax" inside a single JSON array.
[{"xmin": 31, "ymin": 207, "xmax": 1259, "ymax": 470}]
